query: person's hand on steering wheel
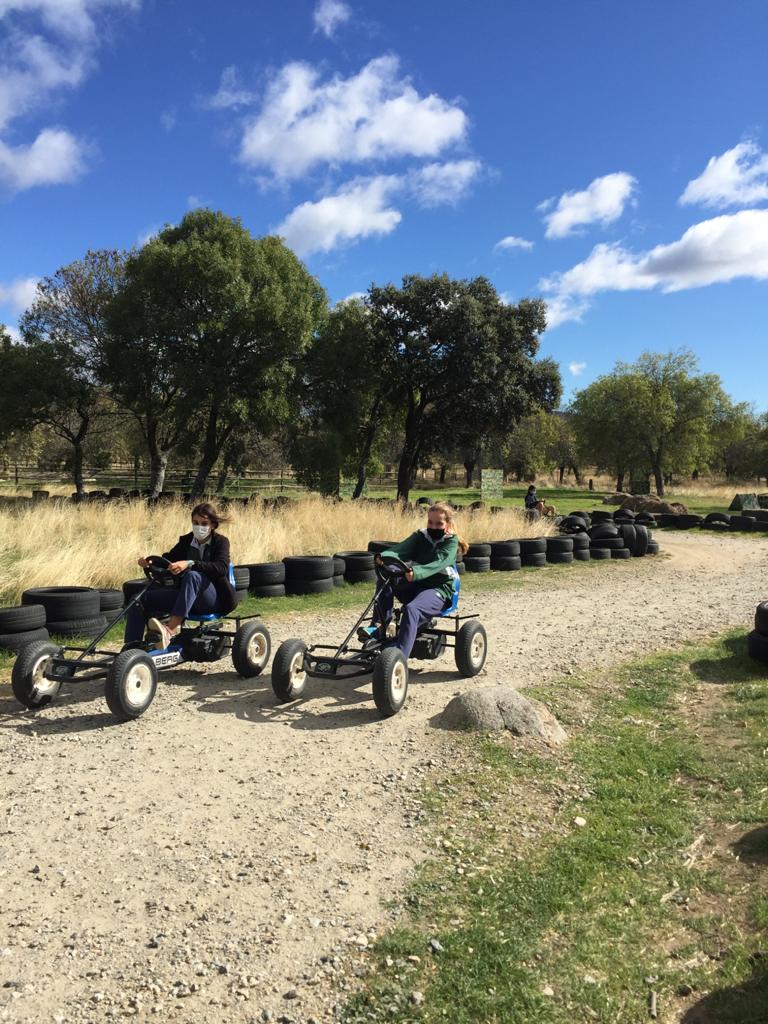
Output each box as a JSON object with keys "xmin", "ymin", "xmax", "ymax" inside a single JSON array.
[
  {"xmin": 138, "ymin": 556, "xmax": 151, "ymax": 569},
  {"xmin": 168, "ymin": 560, "xmax": 189, "ymax": 575},
  {"xmin": 405, "ymin": 568, "xmax": 414, "ymax": 582}
]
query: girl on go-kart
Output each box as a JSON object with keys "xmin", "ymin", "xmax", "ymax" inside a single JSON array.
[
  {"xmin": 365, "ymin": 502, "xmax": 469, "ymax": 657},
  {"xmin": 125, "ymin": 502, "xmax": 237, "ymax": 648}
]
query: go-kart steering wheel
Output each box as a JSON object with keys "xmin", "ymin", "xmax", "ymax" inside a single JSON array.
[
  {"xmin": 143, "ymin": 554, "xmax": 178, "ymax": 586},
  {"xmin": 376, "ymin": 554, "xmax": 412, "ymax": 583}
]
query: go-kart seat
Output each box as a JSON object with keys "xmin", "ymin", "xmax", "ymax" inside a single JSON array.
[
  {"xmin": 437, "ymin": 569, "xmax": 461, "ymax": 617},
  {"xmin": 180, "ymin": 562, "xmax": 236, "ymax": 623}
]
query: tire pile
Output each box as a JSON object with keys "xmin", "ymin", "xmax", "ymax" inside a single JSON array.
[
  {"xmin": 654, "ymin": 510, "xmax": 768, "ymax": 533},
  {"xmin": 748, "ymin": 602, "xmax": 768, "ymax": 666}
]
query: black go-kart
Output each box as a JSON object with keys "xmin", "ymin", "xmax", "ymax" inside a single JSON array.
[
  {"xmin": 11, "ymin": 556, "xmax": 271, "ymax": 722},
  {"xmin": 270, "ymin": 554, "xmax": 487, "ymax": 717}
]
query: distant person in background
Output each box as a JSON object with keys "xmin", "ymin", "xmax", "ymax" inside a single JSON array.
[{"xmin": 524, "ymin": 485, "xmax": 556, "ymax": 518}]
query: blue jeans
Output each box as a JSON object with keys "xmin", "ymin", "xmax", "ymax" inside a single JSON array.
[
  {"xmin": 372, "ymin": 580, "xmax": 448, "ymax": 659},
  {"xmin": 124, "ymin": 571, "xmax": 219, "ymax": 643}
]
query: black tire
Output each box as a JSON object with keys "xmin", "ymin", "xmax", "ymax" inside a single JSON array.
[
  {"xmin": 634, "ymin": 524, "xmax": 649, "ymax": 556},
  {"xmin": 21, "ymin": 586, "xmax": 100, "ymax": 620},
  {"xmin": 271, "ymin": 639, "xmax": 308, "ymax": 702},
  {"xmin": 589, "ymin": 547, "xmax": 611, "ymax": 560},
  {"xmin": 232, "ymin": 621, "xmax": 271, "ymax": 677},
  {"xmin": 372, "ymin": 647, "xmax": 409, "ymax": 717},
  {"xmin": 1, "ymin": 626, "xmax": 51, "ymax": 654},
  {"xmin": 546, "ymin": 536, "xmax": 573, "ymax": 553},
  {"xmin": 455, "ymin": 562, "xmax": 465, "ymax": 576},
  {"xmin": 704, "ymin": 512, "xmax": 730, "ymax": 525},
  {"xmin": 102, "ymin": 607, "xmax": 123, "ymax": 626},
  {"xmin": 590, "ymin": 524, "xmax": 619, "ymax": 540},
  {"xmin": 521, "ymin": 552, "xmax": 547, "ymax": 567},
  {"xmin": 754, "ymin": 603, "xmax": 768, "ymax": 637},
  {"xmin": 105, "ymin": 649, "xmax": 158, "ymax": 721},
  {"xmin": 547, "ymin": 551, "xmax": 574, "ymax": 565},
  {"xmin": 466, "ymin": 542, "xmax": 492, "ymax": 558},
  {"xmin": 678, "ymin": 514, "xmax": 704, "ymax": 529},
  {"xmin": 570, "ymin": 533, "xmax": 590, "ymax": 550},
  {"xmin": 367, "ymin": 541, "xmax": 399, "ymax": 555},
  {"xmin": 573, "ymin": 549, "xmax": 591, "ymax": 561},
  {"xmin": 746, "ymin": 630, "xmax": 768, "ymax": 664},
  {"xmin": 335, "ymin": 551, "xmax": 375, "ymax": 572},
  {"xmin": 490, "ymin": 556, "xmax": 522, "ymax": 571},
  {"xmin": 233, "ymin": 588, "xmax": 247, "ymax": 608},
  {"xmin": 283, "ymin": 556, "xmax": 334, "ymax": 581},
  {"xmin": 647, "ymin": 541, "xmax": 660, "ymax": 555},
  {"xmin": 333, "ymin": 556, "xmax": 346, "ymax": 576},
  {"xmin": 416, "ymin": 496, "xmax": 433, "ymax": 506},
  {"xmin": 11, "ymin": 640, "xmax": 62, "ymax": 708},
  {"xmin": 619, "ymin": 524, "xmax": 637, "ymax": 555},
  {"xmin": 590, "ymin": 537, "xmax": 625, "ymax": 551},
  {"xmin": 247, "ymin": 562, "xmax": 286, "ymax": 587},
  {"xmin": 46, "ymin": 615, "xmax": 108, "ymax": 639},
  {"xmin": 285, "ymin": 577, "xmax": 335, "ymax": 595},
  {"xmin": 590, "ymin": 510, "xmax": 614, "ymax": 521},
  {"xmin": 0, "ymin": 603, "xmax": 46, "ymax": 632},
  {"xmin": 98, "ymin": 588, "xmax": 123, "ymax": 612},
  {"xmin": 333, "ymin": 574, "xmax": 345, "ymax": 588},
  {"xmin": 250, "ymin": 583, "xmax": 286, "ymax": 598},
  {"xmin": 657, "ymin": 514, "xmax": 678, "ymax": 528},
  {"xmin": 122, "ymin": 578, "xmax": 148, "ymax": 604},
  {"xmin": 463, "ymin": 556, "xmax": 491, "ymax": 572},
  {"xmin": 455, "ymin": 620, "xmax": 488, "ymax": 677},
  {"xmin": 233, "ymin": 566, "xmax": 251, "ymax": 591},
  {"xmin": 730, "ymin": 516, "xmax": 754, "ymax": 532},
  {"xmin": 519, "ymin": 537, "xmax": 546, "ymax": 554},
  {"xmin": 345, "ymin": 569, "xmax": 377, "ymax": 584},
  {"xmin": 611, "ymin": 548, "xmax": 632, "ymax": 559},
  {"xmin": 490, "ymin": 540, "xmax": 520, "ymax": 557}
]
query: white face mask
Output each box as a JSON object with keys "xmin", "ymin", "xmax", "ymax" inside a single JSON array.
[{"xmin": 192, "ymin": 524, "xmax": 211, "ymax": 542}]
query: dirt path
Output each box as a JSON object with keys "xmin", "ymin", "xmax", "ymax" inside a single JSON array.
[{"xmin": 1, "ymin": 532, "xmax": 767, "ymax": 1023}]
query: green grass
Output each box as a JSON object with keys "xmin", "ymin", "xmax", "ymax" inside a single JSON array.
[{"xmin": 341, "ymin": 633, "xmax": 768, "ymax": 1024}]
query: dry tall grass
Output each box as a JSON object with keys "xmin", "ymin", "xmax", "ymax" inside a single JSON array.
[{"xmin": 0, "ymin": 498, "xmax": 555, "ymax": 601}]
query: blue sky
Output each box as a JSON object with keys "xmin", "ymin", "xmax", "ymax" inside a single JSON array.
[{"xmin": 1, "ymin": 0, "xmax": 767, "ymax": 409}]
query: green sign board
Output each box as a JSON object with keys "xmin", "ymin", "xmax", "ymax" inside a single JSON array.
[{"xmin": 481, "ymin": 468, "xmax": 504, "ymax": 504}]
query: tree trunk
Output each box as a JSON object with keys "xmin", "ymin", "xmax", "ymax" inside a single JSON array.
[
  {"xmin": 396, "ymin": 395, "xmax": 422, "ymax": 501},
  {"xmin": 145, "ymin": 420, "xmax": 169, "ymax": 496},
  {"xmin": 570, "ymin": 463, "xmax": 582, "ymax": 485},
  {"xmin": 558, "ymin": 465, "xmax": 565, "ymax": 485},
  {"xmin": 72, "ymin": 441, "xmax": 85, "ymax": 496},
  {"xmin": 352, "ymin": 395, "xmax": 383, "ymax": 500},
  {"xmin": 464, "ymin": 460, "xmax": 476, "ymax": 488},
  {"xmin": 616, "ymin": 471, "xmax": 625, "ymax": 492},
  {"xmin": 190, "ymin": 403, "xmax": 221, "ymax": 499},
  {"xmin": 215, "ymin": 459, "xmax": 230, "ymax": 493},
  {"xmin": 439, "ymin": 464, "xmax": 447, "ymax": 485},
  {"xmin": 653, "ymin": 465, "xmax": 665, "ymax": 497}
]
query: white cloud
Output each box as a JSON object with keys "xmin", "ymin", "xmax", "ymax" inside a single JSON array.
[
  {"xmin": 541, "ymin": 172, "xmax": 637, "ymax": 239},
  {"xmin": 568, "ymin": 361, "xmax": 587, "ymax": 376},
  {"xmin": 494, "ymin": 234, "xmax": 534, "ymax": 252},
  {"xmin": 0, "ymin": 127, "xmax": 86, "ymax": 189},
  {"xmin": 313, "ymin": 0, "xmax": 350, "ymax": 38},
  {"xmin": 680, "ymin": 140, "xmax": 768, "ymax": 209},
  {"xmin": 160, "ymin": 108, "xmax": 176, "ymax": 132},
  {"xmin": 202, "ymin": 65, "xmax": 255, "ymax": 111},
  {"xmin": 275, "ymin": 175, "xmax": 401, "ymax": 257},
  {"xmin": 0, "ymin": 275, "xmax": 38, "ymax": 313},
  {"xmin": 239, "ymin": 55, "xmax": 467, "ymax": 182},
  {"xmin": 0, "ymin": 0, "xmax": 137, "ymax": 193},
  {"xmin": 409, "ymin": 159, "xmax": 481, "ymax": 207},
  {"xmin": 540, "ymin": 208, "xmax": 768, "ymax": 327},
  {"xmin": 136, "ymin": 224, "xmax": 160, "ymax": 247},
  {"xmin": 337, "ymin": 291, "xmax": 365, "ymax": 305}
]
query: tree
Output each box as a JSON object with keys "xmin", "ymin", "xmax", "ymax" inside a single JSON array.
[
  {"xmin": 366, "ymin": 274, "xmax": 560, "ymax": 500},
  {"xmin": 104, "ymin": 210, "xmax": 326, "ymax": 496},
  {"xmin": 570, "ymin": 374, "xmax": 646, "ymax": 492}
]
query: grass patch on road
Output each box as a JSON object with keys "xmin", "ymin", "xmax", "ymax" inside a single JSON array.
[{"xmin": 341, "ymin": 633, "xmax": 768, "ymax": 1024}]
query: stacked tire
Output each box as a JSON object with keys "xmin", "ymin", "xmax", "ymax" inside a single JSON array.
[
  {"xmin": 747, "ymin": 602, "xmax": 768, "ymax": 666},
  {"xmin": 98, "ymin": 589, "xmax": 124, "ymax": 626},
  {"xmin": 283, "ymin": 556, "xmax": 335, "ymax": 596},
  {"xmin": 546, "ymin": 536, "xmax": 573, "ymax": 564},
  {"xmin": 232, "ymin": 566, "xmax": 250, "ymax": 606},
  {"xmin": 588, "ymin": 523, "xmax": 623, "ymax": 560},
  {"xmin": 464, "ymin": 542, "xmax": 491, "ymax": 573},
  {"xmin": 21, "ymin": 586, "xmax": 106, "ymax": 639},
  {"xmin": 0, "ymin": 603, "xmax": 49, "ymax": 654},
  {"xmin": 246, "ymin": 562, "xmax": 286, "ymax": 598},
  {"xmin": 571, "ymin": 533, "xmax": 590, "ymax": 561},
  {"xmin": 334, "ymin": 550, "xmax": 376, "ymax": 585},
  {"xmin": 520, "ymin": 537, "xmax": 546, "ymax": 567},
  {"xmin": 490, "ymin": 540, "xmax": 521, "ymax": 571}
]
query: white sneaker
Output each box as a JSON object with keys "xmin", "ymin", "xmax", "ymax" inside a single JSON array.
[{"xmin": 147, "ymin": 617, "xmax": 179, "ymax": 649}]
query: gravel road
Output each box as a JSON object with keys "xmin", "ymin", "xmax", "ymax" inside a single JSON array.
[{"xmin": 1, "ymin": 531, "xmax": 767, "ymax": 1023}]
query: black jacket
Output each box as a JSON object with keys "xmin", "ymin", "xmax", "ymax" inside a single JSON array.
[{"xmin": 163, "ymin": 531, "xmax": 237, "ymax": 614}]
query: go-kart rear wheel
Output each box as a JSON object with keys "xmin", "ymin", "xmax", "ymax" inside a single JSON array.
[
  {"xmin": 232, "ymin": 621, "xmax": 271, "ymax": 677},
  {"xmin": 455, "ymin": 621, "xmax": 487, "ymax": 677},
  {"xmin": 372, "ymin": 647, "xmax": 409, "ymax": 717},
  {"xmin": 105, "ymin": 649, "xmax": 157, "ymax": 722},
  {"xmin": 271, "ymin": 639, "xmax": 308, "ymax": 703},
  {"xmin": 11, "ymin": 641, "xmax": 63, "ymax": 710}
]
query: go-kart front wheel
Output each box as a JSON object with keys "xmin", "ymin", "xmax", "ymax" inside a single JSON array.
[
  {"xmin": 271, "ymin": 639, "xmax": 308, "ymax": 703},
  {"xmin": 11, "ymin": 641, "xmax": 63, "ymax": 710},
  {"xmin": 372, "ymin": 647, "xmax": 409, "ymax": 717},
  {"xmin": 105, "ymin": 649, "xmax": 157, "ymax": 722},
  {"xmin": 232, "ymin": 621, "xmax": 271, "ymax": 678},
  {"xmin": 455, "ymin": 620, "xmax": 487, "ymax": 677}
]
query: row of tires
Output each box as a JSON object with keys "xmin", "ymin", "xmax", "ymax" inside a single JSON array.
[
  {"xmin": 748, "ymin": 602, "xmax": 768, "ymax": 664},
  {"xmin": 0, "ymin": 586, "xmax": 125, "ymax": 653}
]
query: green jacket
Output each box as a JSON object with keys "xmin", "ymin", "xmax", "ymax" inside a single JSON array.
[{"xmin": 381, "ymin": 530, "xmax": 460, "ymax": 599}]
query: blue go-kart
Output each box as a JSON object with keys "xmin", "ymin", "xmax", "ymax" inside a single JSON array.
[
  {"xmin": 11, "ymin": 556, "xmax": 271, "ymax": 722},
  {"xmin": 270, "ymin": 554, "xmax": 487, "ymax": 717}
]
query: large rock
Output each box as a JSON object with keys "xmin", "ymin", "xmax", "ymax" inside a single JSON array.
[
  {"xmin": 729, "ymin": 492, "xmax": 760, "ymax": 511},
  {"xmin": 439, "ymin": 686, "xmax": 567, "ymax": 746},
  {"xmin": 618, "ymin": 494, "xmax": 688, "ymax": 514}
]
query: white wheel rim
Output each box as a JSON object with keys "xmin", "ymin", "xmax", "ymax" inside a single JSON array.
[
  {"xmin": 471, "ymin": 632, "xmax": 486, "ymax": 666},
  {"xmin": 124, "ymin": 662, "xmax": 153, "ymax": 708},
  {"xmin": 290, "ymin": 651, "xmax": 306, "ymax": 685},
  {"xmin": 31, "ymin": 653, "xmax": 58, "ymax": 697},
  {"xmin": 391, "ymin": 659, "xmax": 407, "ymax": 696},
  {"xmin": 248, "ymin": 631, "xmax": 267, "ymax": 666}
]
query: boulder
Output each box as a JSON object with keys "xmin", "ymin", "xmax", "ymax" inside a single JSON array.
[
  {"xmin": 729, "ymin": 492, "xmax": 761, "ymax": 511},
  {"xmin": 438, "ymin": 686, "xmax": 567, "ymax": 746},
  {"xmin": 602, "ymin": 491, "xmax": 632, "ymax": 505},
  {"xmin": 618, "ymin": 494, "xmax": 688, "ymax": 514}
]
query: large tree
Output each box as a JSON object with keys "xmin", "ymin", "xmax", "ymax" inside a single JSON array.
[
  {"xmin": 365, "ymin": 274, "xmax": 560, "ymax": 500},
  {"xmin": 104, "ymin": 210, "xmax": 326, "ymax": 496},
  {"xmin": 570, "ymin": 374, "xmax": 647, "ymax": 492}
]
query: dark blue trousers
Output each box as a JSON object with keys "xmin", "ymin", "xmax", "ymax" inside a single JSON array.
[
  {"xmin": 373, "ymin": 580, "xmax": 448, "ymax": 659},
  {"xmin": 124, "ymin": 571, "xmax": 219, "ymax": 643}
]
